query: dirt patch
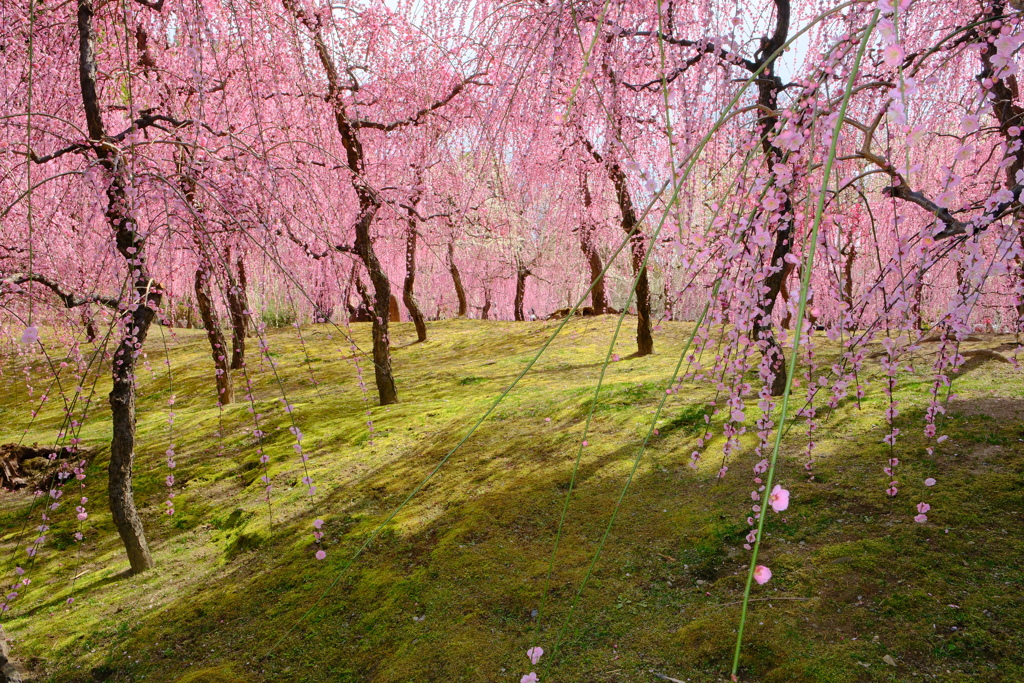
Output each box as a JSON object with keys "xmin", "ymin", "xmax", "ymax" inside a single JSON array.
[
  {"xmin": 947, "ymin": 397, "xmax": 1024, "ymax": 422},
  {"xmin": 957, "ymin": 349, "xmax": 1012, "ymax": 373}
]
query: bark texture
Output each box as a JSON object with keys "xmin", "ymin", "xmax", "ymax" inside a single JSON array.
[
  {"xmin": 78, "ymin": 0, "xmax": 163, "ymax": 573},
  {"xmin": 579, "ymin": 173, "xmax": 610, "ymax": 314},
  {"xmin": 194, "ymin": 268, "xmax": 233, "ymax": 404},
  {"xmin": 225, "ymin": 251, "xmax": 249, "ymax": 369},
  {"xmin": 448, "ymin": 240, "xmax": 468, "ymax": 317}
]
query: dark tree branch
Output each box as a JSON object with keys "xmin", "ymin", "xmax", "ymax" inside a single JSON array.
[
  {"xmin": 275, "ymin": 226, "xmax": 356, "ymax": 259},
  {"xmin": 352, "ymin": 74, "xmax": 487, "ymax": 131},
  {"xmin": 882, "ymin": 182, "xmax": 1024, "ymax": 239},
  {"xmin": 23, "ymin": 111, "xmax": 192, "ymax": 164},
  {"xmin": 4, "ymin": 273, "xmax": 118, "ymax": 309}
]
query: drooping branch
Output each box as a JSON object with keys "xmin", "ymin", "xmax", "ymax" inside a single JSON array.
[
  {"xmin": 23, "ymin": 112, "xmax": 194, "ymax": 164},
  {"xmin": 882, "ymin": 182, "xmax": 1024, "ymax": 239},
  {"xmin": 3, "ymin": 273, "xmax": 118, "ymax": 310},
  {"xmin": 276, "ymin": 226, "xmax": 356, "ymax": 259},
  {"xmin": 352, "ymin": 73, "xmax": 488, "ymax": 131}
]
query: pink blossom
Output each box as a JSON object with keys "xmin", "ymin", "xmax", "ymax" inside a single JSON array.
[
  {"xmin": 916, "ymin": 502, "xmax": 930, "ymax": 514},
  {"xmin": 753, "ymin": 565, "xmax": 772, "ymax": 585},
  {"xmin": 882, "ymin": 44, "xmax": 904, "ymax": 67},
  {"xmin": 315, "ymin": 550, "xmax": 327, "ymax": 560},
  {"xmin": 914, "ymin": 514, "xmax": 928, "ymax": 523},
  {"xmin": 20, "ymin": 326, "xmax": 38, "ymax": 344},
  {"xmin": 527, "ymin": 646, "xmax": 544, "ymax": 665},
  {"xmin": 768, "ymin": 485, "xmax": 789, "ymax": 512},
  {"xmin": 924, "ymin": 478, "xmax": 936, "ymax": 487},
  {"xmin": 521, "ymin": 673, "xmax": 539, "ymax": 683}
]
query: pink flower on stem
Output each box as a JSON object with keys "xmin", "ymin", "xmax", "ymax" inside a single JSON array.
[
  {"xmin": 521, "ymin": 673, "xmax": 539, "ymax": 683},
  {"xmin": 527, "ymin": 647, "xmax": 544, "ymax": 665},
  {"xmin": 753, "ymin": 565, "xmax": 772, "ymax": 585},
  {"xmin": 768, "ymin": 485, "xmax": 789, "ymax": 512}
]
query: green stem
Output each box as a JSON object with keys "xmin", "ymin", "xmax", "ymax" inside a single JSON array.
[{"xmin": 730, "ymin": 9, "xmax": 880, "ymax": 679}]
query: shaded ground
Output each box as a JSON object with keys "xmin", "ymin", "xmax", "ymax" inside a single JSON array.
[{"xmin": 0, "ymin": 318, "xmax": 1021, "ymax": 682}]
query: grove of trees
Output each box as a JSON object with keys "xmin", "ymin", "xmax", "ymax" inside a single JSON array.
[{"xmin": 2, "ymin": 0, "xmax": 1023, "ymax": 678}]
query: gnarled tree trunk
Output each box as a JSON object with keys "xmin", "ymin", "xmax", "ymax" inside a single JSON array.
[
  {"xmin": 448, "ymin": 240, "xmax": 468, "ymax": 317},
  {"xmin": 402, "ymin": 179, "xmax": 427, "ymax": 341},
  {"xmin": 78, "ymin": 0, "xmax": 160, "ymax": 573},
  {"xmin": 750, "ymin": 0, "xmax": 792, "ymax": 396},
  {"xmin": 514, "ymin": 258, "xmax": 529, "ymax": 322},
  {"xmin": 583, "ymin": 136, "xmax": 653, "ymax": 356},
  {"xmin": 225, "ymin": 251, "xmax": 249, "ymax": 369},
  {"xmin": 356, "ymin": 208, "xmax": 398, "ymax": 405},
  {"xmin": 579, "ymin": 173, "xmax": 609, "ymax": 314},
  {"xmin": 194, "ymin": 267, "xmax": 233, "ymax": 404},
  {"xmin": 285, "ymin": 0, "xmax": 397, "ymax": 404},
  {"xmin": 108, "ymin": 292, "xmax": 158, "ymax": 575},
  {"xmin": 481, "ymin": 289, "xmax": 492, "ymax": 320}
]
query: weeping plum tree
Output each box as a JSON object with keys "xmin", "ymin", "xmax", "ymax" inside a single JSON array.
[
  {"xmin": 280, "ymin": 0, "xmax": 484, "ymax": 404},
  {"xmin": 6, "ymin": 0, "xmax": 1024, "ymax": 677}
]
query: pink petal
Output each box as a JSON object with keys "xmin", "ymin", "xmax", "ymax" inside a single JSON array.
[
  {"xmin": 753, "ymin": 565, "xmax": 772, "ymax": 585},
  {"xmin": 527, "ymin": 647, "xmax": 544, "ymax": 665},
  {"xmin": 924, "ymin": 478, "xmax": 936, "ymax": 487},
  {"xmin": 315, "ymin": 550, "xmax": 326, "ymax": 560}
]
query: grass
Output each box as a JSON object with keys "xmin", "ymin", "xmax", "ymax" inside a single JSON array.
[{"xmin": 0, "ymin": 317, "xmax": 1022, "ymax": 682}]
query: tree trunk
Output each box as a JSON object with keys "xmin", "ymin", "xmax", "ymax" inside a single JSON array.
[
  {"xmin": 756, "ymin": 238, "xmax": 793, "ymax": 396},
  {"xmin": 910, "ymin": 273, "xmax": 924, "ymax": 331},
  {"xmin": 631, "ymin": 238, "xmax": 655, "ymax": 355},
  {"xmin": 108, "ymin": 300, "xmax": 157, "ymax": 575},
  {"xmin": 82, "ymin": 308, "xmax": 97, "ymax": 342},
  {"xmin": 750, "ymin": 0, "xmax": 793, "ymax": 396},
  {"xmin": 482, "ymin": 289, "xmax": 492, "ymax": 320},
  {"xmin": 842, "ymin": 244, "xmax": 856, "ymax": 310},
  {"xmin": 579, "ymin": 174, "xmax": 609, "ymax": 314},
  {"xmin": 225, "ymin": 252, "xmax": 249, "ymax": 370},
  {"xmin": 582, "ymin": 137, "xmax": 652, "ymax": 355},
  {"xmin": 194, "ymin": 267, "xmax": 233, "ymax": 404},
  {"xmin": 284, "ymin": 0, "xmax": 397, "ymax": 405},
  {"xmin": 448, "ymin": 240, "xmax": 468, "ymax": 317},
  {"xmin": 514, "ymin": 259, "xmax": 529, "ymax": 322},
  {"xmin": 403, "ymin": 222, "xmax": 427, "ymax": 341},
  {"xmin": 355, "ymin": 208, "xmax": 398, "ymax": 405},
  {"xmin": 78, "ymin": 0, "xmax": 156, "ymax": 573},
  {"xmin": 778, "ymin": 261, "xmax": 797, "ymax": 329}
]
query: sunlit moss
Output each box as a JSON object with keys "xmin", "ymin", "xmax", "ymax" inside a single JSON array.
[{"xmin": 0, "ymin": 319, "xmax": 1021, "ymax": 681}]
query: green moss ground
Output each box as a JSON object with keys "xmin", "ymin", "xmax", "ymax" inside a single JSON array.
[{"xmin": 0, "ymin": 318, "xmax": 1022, "ymax": 682}]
